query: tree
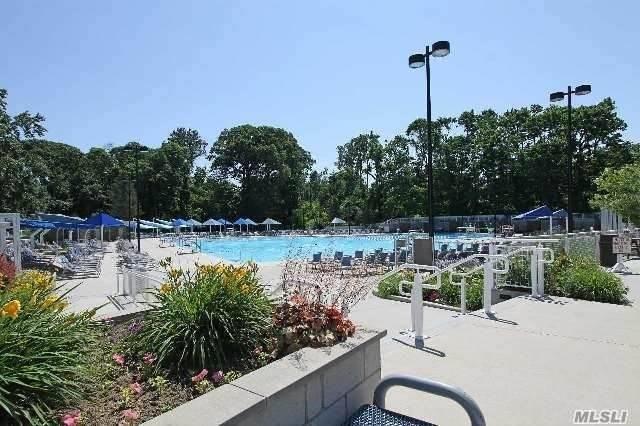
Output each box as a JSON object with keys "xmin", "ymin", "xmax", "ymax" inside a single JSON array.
[
  {"xmin": 166, "ymin": 128, "xmax": 207, "ymax": 215},
  {"xmin": 591, "ymin": 161, "xmax": 640, "ymax": 225},
  {"xmin": 0, "ymin": 89, "xmax": 48, "ymax": 213},
  {"xmin": 208, "ymin": 125, "xmax": 313, "ymax": 224}
]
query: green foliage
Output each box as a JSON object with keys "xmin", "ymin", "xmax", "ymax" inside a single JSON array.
[
  {"xmin": 139, "ymin": 262, "xmax": 274, "ymax": 373},
  {"xmin": 547, "ymin": 254, "xmax": 628, "ymax": 304},
  {"xmin": 377, "ymin": 270, "xmax": 483, "ymax": 311},
  {"xmin": 435, "ymin": 273, "xmax": 484, "ymax": 312},
  {"xmin": 591, "ymin": 161, "xmax": 640, "ymax": 224},
  {"xmin": 0, "ymin": 272, "xmax": 97, "ymax": 424}
]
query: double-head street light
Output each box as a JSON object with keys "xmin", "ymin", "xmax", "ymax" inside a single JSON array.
[
  {"xmin": 124, "ymin": 144, "xmax": 149, "ymax": 252},
  {"xmin": 409, "ymin": 41, "xmax": 450, "ymax": 240},
  {"xmin": 550, "ymin": 84, "xmax": 591, "ymax": 232}
]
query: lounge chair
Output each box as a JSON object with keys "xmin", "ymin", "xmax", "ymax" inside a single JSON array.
[
  {"xmin": 307, "ymin": 252, "xmax": 322, "ymax": 271},
  {"xmin": 338, "ymin": 255, "xmax": 353, "ymax": 276}
]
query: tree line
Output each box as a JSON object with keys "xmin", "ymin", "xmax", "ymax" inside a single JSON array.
[{"xmin": 1, "ymin": 88, "xmax": 637, "ymax": 227}]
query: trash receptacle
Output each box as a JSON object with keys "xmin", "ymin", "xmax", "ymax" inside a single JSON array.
[{"xmin": 599, "ymin": 233, "xmax": 617, "ymax": 267}]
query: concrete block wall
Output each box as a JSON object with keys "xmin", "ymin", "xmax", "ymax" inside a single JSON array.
[{"xmin": 144, "ymin": 328, "xmax": 386, "ymax": 426}]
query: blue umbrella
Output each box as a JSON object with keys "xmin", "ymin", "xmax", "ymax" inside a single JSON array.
[{"xmin": 171, "ymin": 218, "xmax": 189, "ymax": 228}]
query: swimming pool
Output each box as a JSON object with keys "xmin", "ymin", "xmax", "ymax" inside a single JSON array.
[{"xmin": 198, "ymin": 233, "xmax": 490, "ymax": 263}]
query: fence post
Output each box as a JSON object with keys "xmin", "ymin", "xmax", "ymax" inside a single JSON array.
[
  {"xmin": 411, "ymin": 272, "xmax": 424, "ymax": 348},
  {"xmin": 530, "ymin": 247, "xmax": 539, "ymax": 297}
]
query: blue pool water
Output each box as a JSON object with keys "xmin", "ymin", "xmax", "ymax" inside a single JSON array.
[{"xmin": 198, "ymin": 233, "xmax": 490, "ymax": 263}]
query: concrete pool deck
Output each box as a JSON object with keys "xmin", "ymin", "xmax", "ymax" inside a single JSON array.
[{"xmin": 61, "ymin": 239, "xmax": 640, "ymax": 425}]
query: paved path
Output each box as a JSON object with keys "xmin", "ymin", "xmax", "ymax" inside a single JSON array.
[
  {"xmin": 350, "ymin": 260, "xmax": 640, "ymax": 425},
  {"xmin": 60, "ymin": 239, "xmax": 640, "ymax": 424}
]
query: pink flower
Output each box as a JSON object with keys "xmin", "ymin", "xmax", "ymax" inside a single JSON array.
[
  {"xmin": 61, "ymin": 410, "xmax": 80, "ymax": 426},
  {"xmin": 129, "ymin": 382, "xmax": 143, "ymax": 395},
  {"xmin": 191, "ymin": 368, "xmax": 209, "ymax": 383},
  {"xmin": 121, "ymin": 409, "xmax": 139, "ymax": 421},
  {"xmin": 112, "ymin": 353, "xmax": 125, "ymax": 366},
  {"xmin": 142, "ymin": 352, "xmax": 157, "ymax": 365},
  {"xmin": 211, "ymin": 370, "xmax": 224, "ymax": 384}
]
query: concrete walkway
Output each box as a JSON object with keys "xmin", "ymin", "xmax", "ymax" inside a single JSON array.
[
  {"xmin": 350, "ymin": 260, "xmax": 640, "ymax": 425},
  {"xmin": 60, "ymin": 239, "xmax": 640, "ymax": 424}
]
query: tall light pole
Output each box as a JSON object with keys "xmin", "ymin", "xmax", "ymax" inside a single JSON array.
[
  {"xmin": 124, "ymin": 144, "xmax": 148, "ymax": 252},
  {"xmin": 550, "ymin": 84, "xmax": 591, "ymax": 232},
  {"xmin": 409, "ymin": 40, "xmax": 450, "ymax": 239}
]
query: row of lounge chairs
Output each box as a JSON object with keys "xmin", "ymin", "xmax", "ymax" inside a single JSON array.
[
  {"xmin": 307, "ymin": 249, "xmax": 407, "ymax": 276},
  {"xmin": 16, "ymin": 240, "xmax": 104, "ymax": 278}
]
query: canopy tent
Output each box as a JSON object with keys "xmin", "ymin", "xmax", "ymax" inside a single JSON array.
[
  {"xmin": 512, "ymin": 205, "xmax": 553, "ymax": 220},
  {"xmin": 331, "ymin": 217, "xmax": 347, "ymax": 224},
  {"xmin": 260, "ymin": 218, "xmax": 281, "ymax": 232},
  {"xmin": 85, "ymin": 213, "xmax": 123, "ymax": 227},
  {"xmin": 187, "ymin": 218, "xmax": 202, "ymax": 226},
  {"xmin": 233, "ymin": 218, "xmax": 247, "ymax": 232},
  {"xmin": 140, "ymin": 219, "xmax": 172, "ymax": 229},
  {"xmin": 244, "ymin": 218, "xmax": 257, "ymax": 226},
  {"xmin": 37, "ymin": 213, "xmax": 85, "ymax": 224},
  {"xmin": 203, "ymin": 218, "xmax": 222, "ymax": 233},
  {"xmin": 553, "ymin": 209, "xmax": 568, "ymax": 218},
  {"xmin": 85, "ymin": 212, "xmax": 125, "ymax": 247},
  {"xmin": 171, "ymin": 219, "xmax": 189, "ymax": 228},
  {"xmin": 20, "ymin": 219, "xmax": 56, "ymax": 230},
  {"xmin": 217, "ymin": 218, "xmax": 231, "ymax": 226}
]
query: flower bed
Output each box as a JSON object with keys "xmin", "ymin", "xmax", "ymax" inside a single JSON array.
[{"xmin": 0, "ymin": 259, "xmax": 358, "ymax": 424}]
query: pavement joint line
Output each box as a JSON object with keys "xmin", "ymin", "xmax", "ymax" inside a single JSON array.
[{"xmin": 468, "ymin": 321, "xmax": 640, "ymax": 349}]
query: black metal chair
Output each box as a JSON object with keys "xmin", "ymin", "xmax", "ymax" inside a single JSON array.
[{"xmin": 345, "ymin": 374, "xmax": 486, "ymax": 426}]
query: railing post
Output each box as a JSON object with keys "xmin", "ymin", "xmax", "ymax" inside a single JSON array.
[
  {"xmin": 537, "ymin": 245, "xmax": 545, "ymax": 296},
  {"xmin": 483, "ymin": 259, "xmax": 494, "ymax": 315},
  {"xmin": 460, "ymin": 276, "xmax": 467, "ymax": 314},
  {"xmin": 411, "ymin": 272, "xmax": 424, "ymax": 348},
  {"xmin": 530, "ymin": 247, "xmax": 539, "ymax": 297}
]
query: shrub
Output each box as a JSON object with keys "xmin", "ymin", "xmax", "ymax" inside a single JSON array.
[
  {"xmin": 139, "ymin": 261, "xmax": 274, "ymax": 374},
  {"xmin": 376, "ymin": 270, "xmax": 412, "ymax": 298},
  {"xmin": 548, "ymin": 254, "xmax": 628, "ymax": 304},
  {"xmin": 0, "ymin": 271, "xmax": 97, "ymax": 424},
  {"xmin": 0, "ymin": 255, "xmax": 16, "ymax": 289},
  {"xmin": 435, "ymin": 272, "xmax": 483, "ymax": 311}
]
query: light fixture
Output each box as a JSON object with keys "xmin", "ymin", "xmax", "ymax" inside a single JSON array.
[
  {"xmin": 550, "ymin": 92, "xmax": 565, "ymax": 102},
  {"xmin": 574, "ymin": 84, "xmax": 591, "ymax": 96},
  {"xmin": 408, "ymin": 53, "xmax": 426, "ymax": 68},
  {"xmin": 431, "ymin": 41, "xmax": 450, "ymax": 57}
]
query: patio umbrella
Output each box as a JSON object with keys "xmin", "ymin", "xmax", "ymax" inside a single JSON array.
[
  {"xmin": 260, "ymin": 217, "xmax": 281, "ymax": 232},
  {"xmin": 217, "ymin": 218, "xmax": 231, "ymax": 232}
]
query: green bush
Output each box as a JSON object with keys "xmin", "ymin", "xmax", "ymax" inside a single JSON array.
[
  {"xmin": 435, "ymin": 272, "xmax": 483, "ymax": 311},
  {"xmin": 139, "ymin": 262, "xmax": 274, "ymax": 373},
  {"xmin": 548, "ymin": 254, "xmax": 628, "ymax": 304},
  {"xmin": 377, "ymin": 271, "xmax": 407, "ymax": 298},
  {"xmin": 0, "ymin": 271, "xmax": 97, "ymax": 424}
]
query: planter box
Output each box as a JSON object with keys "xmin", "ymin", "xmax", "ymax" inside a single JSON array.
[{"xmin": 144, "ymin": 328, "xmax": 386, "ymax": 426}]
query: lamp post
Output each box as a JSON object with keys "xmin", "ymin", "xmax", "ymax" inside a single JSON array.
[
  {"xmin": 408, "ymin": 40, "xmax": 450, "ymax": 239},
  {"xmin": 550, "ymin": 84, "xmax": 591, "ymax": 232},
  {"xmin": 124, "ymin": 144, "xmax": 149, "ymax": 252},
  {"xmin": 127, "ymin": 173, "xmax": 132, "ymax": 241}
]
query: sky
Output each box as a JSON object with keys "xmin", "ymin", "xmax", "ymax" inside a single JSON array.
[{"xmin": 2, "ymin": 1, "xmax": 639, "ymax": 170}]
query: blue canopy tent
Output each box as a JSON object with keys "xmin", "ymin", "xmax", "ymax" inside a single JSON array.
[
  {"xmin": 513, "ymin": 205, "xmax": 555, "ymax": 235},
  {"xmin": 186, "ymin": 218, "xmax": 202, "ymax": 233},
  {"xmin": 233, "ymin": 218, "xmax": 247, "ymax": 232},
  {"xmin": 85, "ymin": 212, "xmax": 125, "ymax": 246},
  {"xmin": 20, "ymin": 219, "xmax": 56, "ymax": 230},
  {"xmin": 171, "ymin": 218, "xmax": 189, "ymax": 233},
  {"xmin": 244, "ymin": 218, "xmax": 257, "ymax": 232},
  {"xmin": 512, "ymin": 205, "xmax": 553, "ymax": 220},
  {"xmin": 203, "ymin": 218, "xmax": 222, "ymax": 233}
]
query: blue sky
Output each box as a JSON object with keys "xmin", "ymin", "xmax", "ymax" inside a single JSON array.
[{"xmin": 2, "ymin": 1, "xmax": 638, "ymax": 169}]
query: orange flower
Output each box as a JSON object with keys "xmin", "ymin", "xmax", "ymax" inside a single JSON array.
[{"xmin": 1, "ymin": 300, "xmax": 21, "ymax": 319}]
